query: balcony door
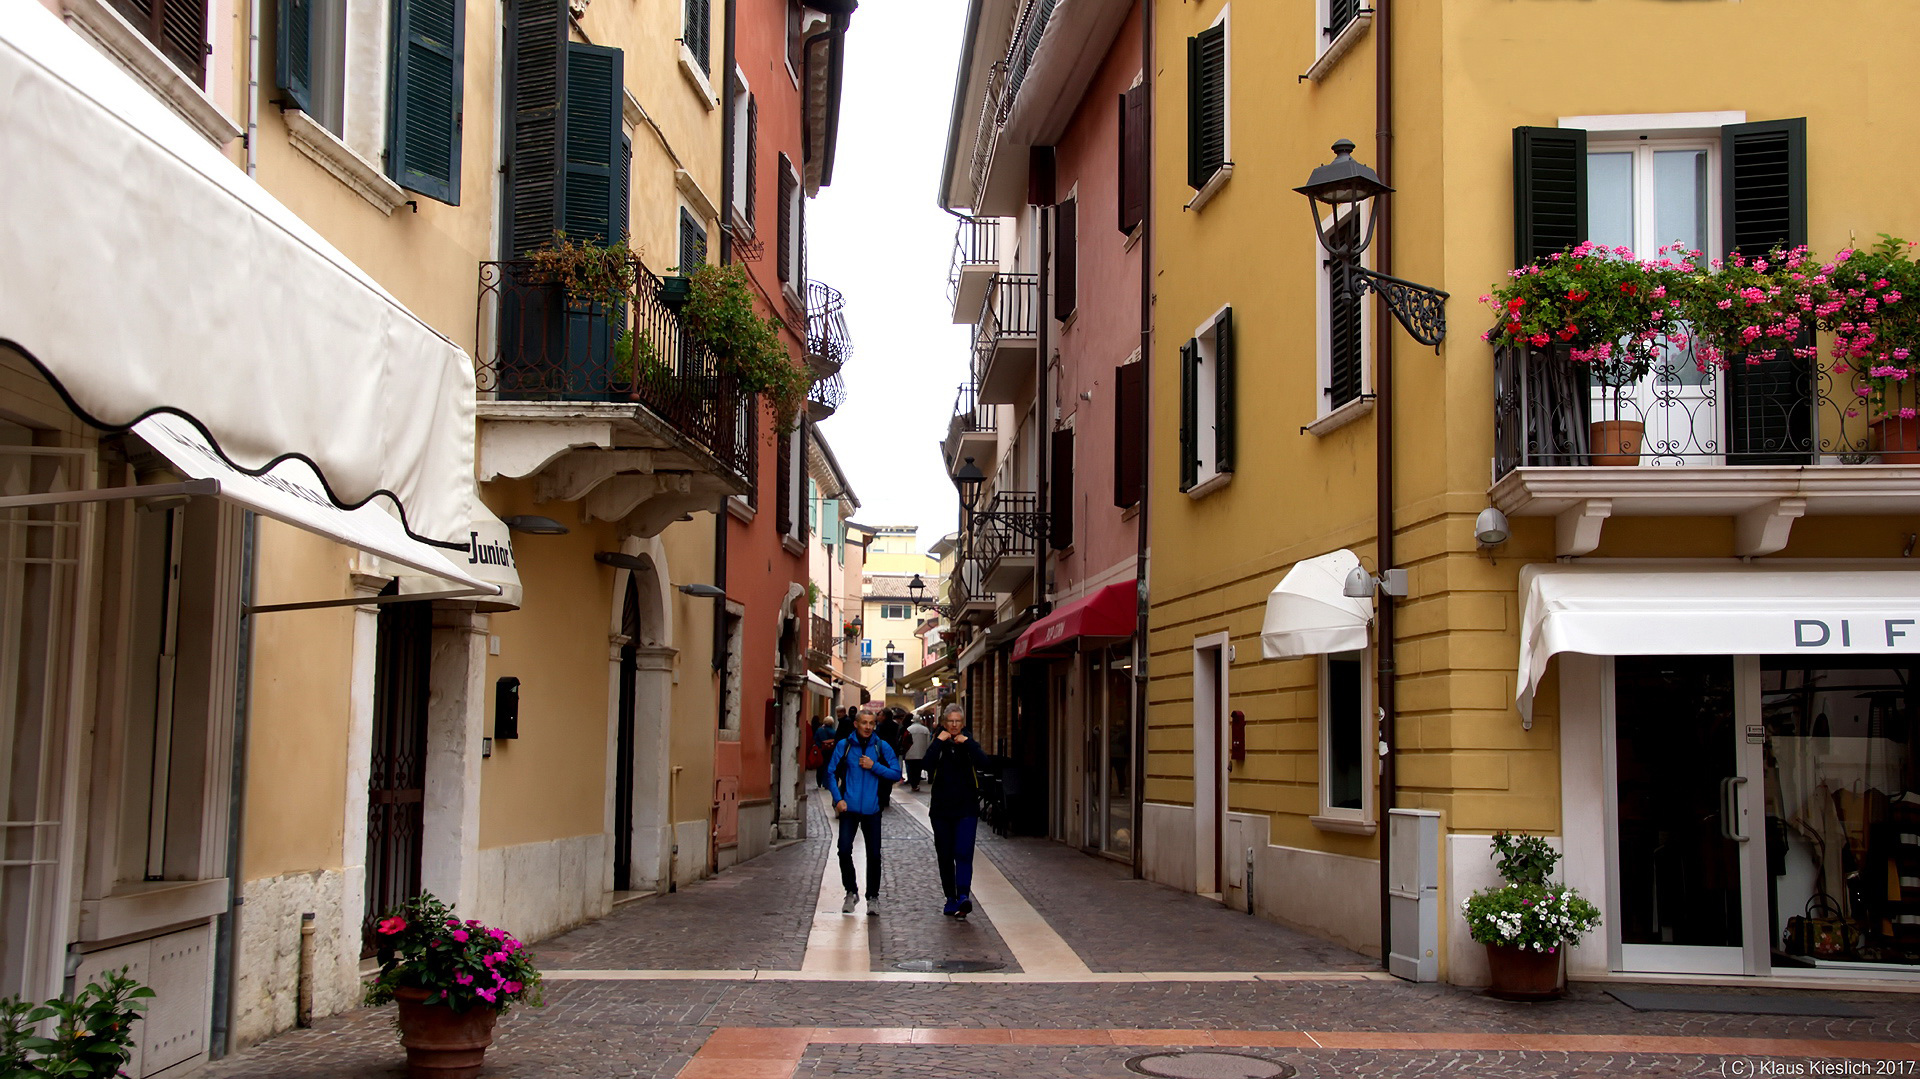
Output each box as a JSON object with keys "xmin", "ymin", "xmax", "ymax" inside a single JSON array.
[{"xmin": 1587, "ymin": 140, "xmax": 1722, "ymax": 465}]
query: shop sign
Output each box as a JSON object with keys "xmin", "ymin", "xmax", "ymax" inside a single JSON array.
[{"xmin": 1790, "ymin": 618, "xmax": 1919, "ymax": 649}]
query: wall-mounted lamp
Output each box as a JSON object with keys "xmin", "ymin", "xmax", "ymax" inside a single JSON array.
[
  {"xmin": 1474, "ymin": 507, "xmax": 1511, "ymax": 547},
  {"xmin": 677, "ymin": 583, "xmax": 727, "ymax": 598},
  {"xmin": 596, "ymin": 551, "xmax": 648, "ymax": 572},
  {"xmin": 1296, "ymin": 139, "xmax": 1449, "ymax": 348},
  {"xmin": 1343, "ymin": 566, "xmax": 1409, "ymax": 599},
  {"xmin": 503, "ymin": 515, "xmax": 570, "ymax": 535}
]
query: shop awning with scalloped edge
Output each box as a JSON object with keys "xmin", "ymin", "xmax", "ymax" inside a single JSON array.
[{"xmin": 1011, "ymin": 581, "xmax": 1137, "ymax": 662}]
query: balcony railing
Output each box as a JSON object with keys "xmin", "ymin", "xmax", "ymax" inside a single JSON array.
[
  {"xmin": 951, "ymin": 380, "xmax": 996, "ymax": 436},
  {"xmin": 805, "ymin": 280, "xmax": 852, "ymax": 375},
  {"xmin": 807, "ymin": 371, "xmax": 845, "ymax": 422},
  {"xmin": 1492, "ymin": 341, "xmax": 1920, "ymax": 478},
  {"xmin": 947, "ymin": 217, "xmax": 999, "ymax": 307},
  {"xmin": 963, "ymin": 0, "xmax": 1059, "ymax": 202},
  {"xmin": 477, "ymin": 260, "xmax": 758, "ymax": 485},
  {"xmin": 975, "ymin": 490, "xmax": 1044, "ymax": 565},
  {"xmin": 808, "ymin": 613, "xmax": 835, "ymax": 669}
]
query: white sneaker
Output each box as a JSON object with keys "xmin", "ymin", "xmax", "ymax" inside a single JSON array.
[
  {"xmin": 841, "ymin": 892, "xmax": 858, "ymax": 914},
  {"xmin": 865, "ymin": 897, "xmax": 880, "ymax": 916}
]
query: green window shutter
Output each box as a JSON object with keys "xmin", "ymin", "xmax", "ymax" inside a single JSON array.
[
  {"xmin": 1178, "ymin": 338, "xmax": 1199, "ymax": 492},
  {"xmin": 777, "ymin": 156, "xmax": 795, "ymax": 282},
  {"xmin": 1327, "ymin": 213, "xmax": 1364, "ymax": 409},
  {"xmin": 685, "ymin": 0, "xmax": 711, "ymax": 75},
  {"xmin": 503, "ymin": 0, "xmax": 570, "ymax": 258},
  {"xmin": 613, "ymin": 131, "xmax": 631, "ymax": 242},
  {"xmin": 1723, "ymin": 117, "xmax": 1811, "ymax": 464},
  {"xmin": 388, "ymin": 0, "xmax": 465, "ymax": 205},
  {"xmin": 679, "ymin": 208, "xmax": 707, "ymax": 271},
  {"xmin": 561, "ymin": 44, "xmax": 624, "ymax": 244},
  {"xmin": 275, "ymin": 0, "xmax": 313, "ymax": 113},
  {"xmin": 745, "ymin": 95, "xmax": 759, "ymax": 228},
  {"xmin": 1326, "ymin": 0, "xmax": 1361, "ymax": 39},
  {"xmin": 1213, "ymin": 308, "xmax": 1235, "ymax": 474},
  {"xmin": 1186, "ymin": 23, "xmax": 1226, "ymax": 190},
  {"xmin": 1511, "ymin": 126, "xmax": 1586, "ymax": 266},
  {"xmin": 822, "ymin": 499, "xmax": 839, "ymax": 548},
  {"xmin": 807, "ymin": 478, "xmax": 819, "ymax": 535}
]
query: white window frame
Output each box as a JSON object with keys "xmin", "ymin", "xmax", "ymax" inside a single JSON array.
[
  {"xmin": 1312, "ymin": 648, "xmax": 1375, "ymax": 834},
  {"xmin": 1184, "ymin": 5, "xmax": 1232, "ymax": 213},
  {"xmin": 1308, "ymin": 202, "xmax": 1374, "ymax": 436},
  {"xmin": 729, "ymin": 67, "xmax": 752, "ymax": 229},
  {"xmin": 783, "ymin": 425, "xmax": 806, "ymax": 546},
  {"xmin": 279, "ymin": 0, "xmax": 408, "ymax": 213},
  {"xmin": 1184, "ymin": 305, "xmax": 1233, "ymax": 499},
  {"xmin": 780, "ymin": 154, "xmax": 805, "ymax": 304},
  {"xmin": 1305, "ymin": 0, "xmax": 1372, "ymax": 83},
  {"xmin": 720, "ymin": 601, "xmax": 745, "ymax": 737}
]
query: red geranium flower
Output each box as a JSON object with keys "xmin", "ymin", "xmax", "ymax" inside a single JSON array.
[
  {"xmin": 377, "ymin": 916, "xmax": 407, "ymax": 935},
  {"xmin": 1506, "ymin": 298, "xmax": 1525, "ymax": 313},
  {"xmin": 1566, "ymin": 289, "xmax": 1589, "ymax": 302}
]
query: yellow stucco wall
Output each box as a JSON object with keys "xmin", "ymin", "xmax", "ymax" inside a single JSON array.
[{"xmin": 1147, "ymin": 0, "xmax": 1920, "ymax": 873}]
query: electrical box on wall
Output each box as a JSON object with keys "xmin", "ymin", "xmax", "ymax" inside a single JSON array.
[{"xmin": 495, "ymin": 677, "xmax": 520, "ymax": 739}]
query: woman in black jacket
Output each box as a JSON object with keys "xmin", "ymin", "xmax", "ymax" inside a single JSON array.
[{"xmin": 926, "ymin": 705, "xmax": 988, "ymax": 918}]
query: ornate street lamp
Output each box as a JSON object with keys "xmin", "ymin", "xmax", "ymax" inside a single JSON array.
[{"xmin": 1296, "ymin": 139, "xmax": 1450, "ymax": 348}]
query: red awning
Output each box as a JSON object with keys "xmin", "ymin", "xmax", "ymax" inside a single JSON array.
[{"xmin": 1010, "ymin": 581, "xmax": 1137, "ymax": 662}]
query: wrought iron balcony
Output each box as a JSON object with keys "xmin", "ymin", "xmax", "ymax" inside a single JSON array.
[
  {"xmin": 947, "ymin": 553, "xmax": 997, "ymax": 625},
  {"xmin": 808, "ymin": 613, "xmax": 835, "ymax": 670},
  {"xmin": 807, "ymin": 371, "xmax": 845, "ymax": 422},
  {"xmin": 947, "ymin": 216, "xmax": 1000, "ymax": 323},
  {"xmin": 805, "ymin": 280, "xmax": 851, "ymax": 377},
  {"xmin": 1493, "ymin": 341, "xmax": 1916, "ymax": 476},
  {"xmin": 477, "ymin": 260, "xmax": 758, "ymax": 486},
  {"xmin": 972, "ymin": 274, "xmax": 1039, "ymax": 405},
  {"xmin": 962, "ymin": 0, "xmax": 1059, "ymax": 205},
  {"xmin": 944, "ymin": 380, "xmax": 997, "ymax": 474},
  {"xmin": 973, "ymin": 490, "xmax": 1046, "ymax": 592}
]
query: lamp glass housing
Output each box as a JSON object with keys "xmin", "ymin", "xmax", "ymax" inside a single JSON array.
[{"xmin": 1474, "ymin": 507, "xmax": 1511, "ymax": 546}]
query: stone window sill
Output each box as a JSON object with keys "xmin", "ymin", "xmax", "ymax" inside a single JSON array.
[
  {"xmin": 284, "ymin": 109, "xmax": 409, "ymax": 215},
  {"xmin": 1184, "ymin": 470, "xmax": 1233, "ymax": 501},
  {"xmin": 1304, "ymin": 12, "xmax": 1373, "ymax": 83},
  {"xmin": 679, "ymin": 46, "xmax": 719, "ymax": 111},
  {"xmin": 1304, "ymin": 395, "xmax": 1374, "ymax": 438},
  {"xmin": 62, "ymin": 0, "xmax": 241, "ymax": 148},
  {"xmin": 1311, "ymin": 814, "xmax": 1376, "ymax": 836},
  {"xmin": 1184, "ymin": 163, "xmax": 1234, "ymax": 214}
]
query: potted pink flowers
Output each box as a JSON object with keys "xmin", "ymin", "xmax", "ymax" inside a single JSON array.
[{"xmin": 365, "ymin": 894, "xmax": 542, "ymax": 1079}]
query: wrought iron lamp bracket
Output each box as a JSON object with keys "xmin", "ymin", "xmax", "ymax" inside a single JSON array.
[{"xmin": 1332, "ymin": 262, "xmax": 1450, "ymax": 350}]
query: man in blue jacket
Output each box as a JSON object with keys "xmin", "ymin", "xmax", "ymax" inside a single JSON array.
[{"xmin": 826, "ymin": 710, "xmax": 902, "ymax": 915}]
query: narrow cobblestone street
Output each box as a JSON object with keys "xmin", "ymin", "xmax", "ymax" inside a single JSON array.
[{"xmin": 200, "ymin": 789, "xmax": 1920, "ymax": 1079}]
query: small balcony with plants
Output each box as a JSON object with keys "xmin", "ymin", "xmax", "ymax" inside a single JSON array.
[
  {"xmin": 943, "ymin": 379, "xmax": 998, "ymax": 477},
  {"xmin": 971, "ymin": 273, "xmax": 1039, "ymax": 405},
  {"xmin": 948, "ymin": 216, "xmax": 1000, "ymax": 324},
  {"xmin": 1486, "ymin": 239, "xmax": 1920, "ymax": 556},
  {"xmin": 805, "ymin": 279, "xmax": 852, "ymax": 378}
]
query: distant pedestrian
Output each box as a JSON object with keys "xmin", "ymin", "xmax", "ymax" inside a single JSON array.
[
  {"xmin": 835, "ymin": 706, "xmax": 857, "ymax": 741},
  {"xmin": 926, "ymin": 705, "xmax": 988, "ymax": 918},
  {"xmin": 825, "ymin": 710, "xmax": 902, "ymax": 916},
  {"xmin": 811, "ymin": 715, "xmax": 837, "ymax": 790},
  {"xmin": 903, "ymin": 714, "xmax": 932, "ymax": 792},
  {"xmin": 874, "ymin": 708, "xmax": 903, "ymax": 811}
]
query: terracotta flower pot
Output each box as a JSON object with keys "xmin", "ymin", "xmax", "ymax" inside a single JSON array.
[
  {"xmin": 1871, "ymin": 416, "xmax": 1920, "ymax": 464},
  {"xmin": 1589, "ymin": 420, "xmax": 1645, "ymax": 466},
  {"xmin": 1485, "ymin": 943, "xmax": 1563, "ymax": 1001},
  {"xmin": 394, "ymin": 987, "xmax": 498, "ymax": 1079}
]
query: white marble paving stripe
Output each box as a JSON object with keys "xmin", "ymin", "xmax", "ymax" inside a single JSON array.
[
  {"xmin": 887, "ymin": 788, "xmax": 1093, "ymax": 976},
  {"xmin": 800, "ymin": 788, "xmax": 872, "ymax": 973},
  {"xmin": 539, "ymin": 968, "xmax": 1395, "ymax": 983}
]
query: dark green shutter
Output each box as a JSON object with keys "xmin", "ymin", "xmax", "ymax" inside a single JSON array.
[
  {"xmin": 1327, "ymin": 0, "xmax": 1361, "ymax": 37},
  {"xmin": 504, "ymin": 0, "xmax": 569, "ymax": 258},
  {"xmin": 1049, "ymin": 429, "xmax": 1074, "ymax": 550},
  {"xmin": 777, "ymin": 156, "xmax": 795, "ymax": 282},
  {"xmin": 1178, "ymin": 339, "xmax": 1199, "ymax": 492},
  {"xmin": 388, "ymin": 0, "xmax": 465, "ymax": 205},
  {"xmin": 1054, "ymin": 197, "xmax": 1077, "ymax": 321},
  {"xmin": 1723, "ymin": 118, "xmax": 1811, "ymax": 464},
  {"xmin": 1114, "ymin": 361, "xmax": 1145, "ymax": 508},
  {"xmin": 685, "ymin": 0, "xmax": 711, "ymax": 75},
  {"xmin": 1512, "ymin": 126, "xmax": 1587, "ymax": 266},
  {"xmin": 1327, "ymin": 215, "xmax": 1364, "ymax": 408},
  {"xmin": 275, "ymin": 0, "xmax": 312, "ymax": 113},
  {"xmin": 745, "ymin": 95, "xmax": 759, "ymax": 227},
  {"xmin": 1213, "ymin": 308, "xmax": 1235, "ymax": 474},
  {"xmin": 561, "ymin": 43, "xmax": 624, "ymax": 243},
  {"xmin": 613, "ymin": 132, "xmax": 631, "ymax": 242},
  {"xmin": 1187, "ymin": 23, "xmax": 1226, "ymax": 190},
  {"xmin": 680, "ymin": 208, "xmax": 708, "ymax": 271}
]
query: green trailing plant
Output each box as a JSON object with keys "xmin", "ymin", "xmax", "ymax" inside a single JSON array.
[
  {"xmin": 525, "ymin": 234, "xmax": 636, "ymax": 311},
  {"xmin": 611, "ymin": 328, "xmax": 667, "ymax": 391},
  {"xmin": 1461, "ymin": 832, "xmax": 1600, "ymax": 955},
  {"xmin": 678, "ymin": 263, "xmax": 813, "ymax": 430},
  {"xmin": 365, "ymin": 894, "xmax": 543, "ymax": 1016},
  {"xmin": 0, "ymin": 969, "xmax": 153, "ymax": 1078}
]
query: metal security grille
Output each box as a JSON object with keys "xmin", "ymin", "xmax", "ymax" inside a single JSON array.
[
  {"xmin": 363, "ymin": 599, "xmax": 433, "ymax": 957},
  {"xmin": 0, "ymin": 446, "xmax": 89, "ymax": 999}
]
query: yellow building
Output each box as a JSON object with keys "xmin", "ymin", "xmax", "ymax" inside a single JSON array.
[{"xmin": 1147, "ymin": 0, "xmax": 1920, "ymax": 989}]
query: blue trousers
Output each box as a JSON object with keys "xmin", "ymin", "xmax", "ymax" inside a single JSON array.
[
  {"xmin": 837, "ymin": 811, "xmax": 883, "ymax": 897},
  {"xmin": 931, "ymin": 814, "xmax": 978, "ymax": 900}
]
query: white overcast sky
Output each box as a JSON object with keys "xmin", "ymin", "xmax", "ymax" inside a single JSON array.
[{"xmin": 811, "ymin": 0, "xmax": 975, "ymax": 548}]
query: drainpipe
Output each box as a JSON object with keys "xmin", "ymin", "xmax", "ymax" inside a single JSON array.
[
  {"xmin": 209, "ymin": 511, "xmax": 257, "ymax": 1058},
  {"xmin": 1034, "ymin": 155, "xmax": 1052, "ymax": 616},
  {"xmin": 1130, "ymin": 0, "xmax": 1151, "ymax": 881},
  {"xmin": 1373, "ymin": 0, "xmax": 1398, "ymax": 974}
]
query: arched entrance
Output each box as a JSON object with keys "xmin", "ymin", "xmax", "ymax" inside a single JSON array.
[{"xmin": 613, "ymin": 577, "xmax": 640, "ymax": 891}]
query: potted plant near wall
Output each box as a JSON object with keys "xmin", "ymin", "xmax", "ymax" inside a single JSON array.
[
  {"xmin": 1462, "ymin": 832, "xmax": 1600, "ymax": 1001},
  {"xmin": 1484, "ymin": 243, "xmax": 1695, "ymax": 465},
  {"xmin": 366, "ymin": 893, "xmax": 542, "ymax": 1079},
  {"xmin": 678, "ymin": 263, "xmax": 815, "ymax": 432},
  {"xmin": 1823, "ymin": 237, "xmax": 1920, "ymax": 462},
  {"xmin": 1, "ymin": 970, "xmax": 151, "ymax": 1077}
]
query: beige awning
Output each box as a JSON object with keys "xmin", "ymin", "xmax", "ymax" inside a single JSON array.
[{"xmin": 1260, "ymin": 549, "xmax": 1373, "ymax": 660}]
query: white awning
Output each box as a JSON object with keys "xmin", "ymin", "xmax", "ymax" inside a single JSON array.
[
  {"xmin": 805, "ymin": 672, "xmax": 834, "ymax": 698},
  {"xmin": 1261, "ymin": 549, "xmax": 1373, "ymax": 660},
  {"xmin": 1518, "ymin": 563, "xmax": 1920, "ymax": 720},
  {"xmin": 135, "ymin": 415, "xmax": 497, "ymax": 606},
  {"xmin": 0, "ymin": 0, "xmax": 477, "ymax": 545}
]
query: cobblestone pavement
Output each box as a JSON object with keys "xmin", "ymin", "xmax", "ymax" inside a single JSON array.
[{"xmin": 199, "ymin": 794, "xmax": 1920, "ymax": 1078}]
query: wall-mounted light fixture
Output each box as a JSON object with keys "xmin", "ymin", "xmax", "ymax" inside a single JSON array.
[
  {"xmin": 677, "ymin": 583, "xmax": 727, "ymax": 598},
  {"xmin": 503, "ymin": 515, "xmax": 570, "ymax": 535},
  {"xmin": 1343, "ymin": 566, "xmax": 1409, "ymax": 599},
  {"xmin": 1474, "ymin": 507, "xmax": 1511, "ymax": 547}
]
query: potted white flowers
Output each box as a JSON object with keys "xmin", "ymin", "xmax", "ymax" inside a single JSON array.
[{"xmin": 1461, "ymin": 832, "xmax": 1600, "ymax": 1000}]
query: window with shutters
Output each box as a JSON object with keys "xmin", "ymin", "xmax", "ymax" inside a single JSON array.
[
  {"xmin": 729, "ymin": 71, "xmax": 755, "ymax": 231},
  {"xmin": 1179, "ymin": 307, "xmax": 1235, "ymax": 496},
  {"xmin": 1049, "ymin": 427, "xmax": 1074, "ymax": 550},
  {"xmin": 109, "ymin": 0, "xmax": 209, "ymax": 84},
  {"xmin": 1054, "ymin": 196, "xmax": 1078, "ymax": 322},
  {"xmin": 1309, "ymin": 0, "xmax": 1373, "ymax": 80},
  {"xmin": 683, "ymin": 0, "xmax": 711, "ymax": 76},
  {"xmin": 1314, "ymin": 205, "xmax": 1372, "ymax": 430},
  {"xmin": 277, "ymin": 0, "xmax": 345, "ymax": 134},
  {"xmin": 386, "ymin": 0, "xmax": 466, "ymax": 204},
  {"xmin": 679, "ymin": 208, "xmax": 708, "ymax": 272},
  {"xmin": 786, "ymin": 0, "xmax": 805, "ymax": 85},
  {"xmin": 1117, "ymin": 81, "xmax": 1147, "ymax": 235},
  {"xmin": 777, "ymin": 154, "xmax": 805, "ymax": 297},
  {"xmin": 1113, "ymin": 359, "xmax": 1145, "ymax": 509},
  {"xmin": 1185, "ymin": 10, "xmax": 1229, "ymax": 207}
]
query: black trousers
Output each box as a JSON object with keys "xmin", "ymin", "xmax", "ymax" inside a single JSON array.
[
  {"xmin": 905, "ymin": 759, "xmax": 927, "ymax": 787},
  {"xmin": 837, "ymin": 811, "xmax": 883, "ymax": 897}
]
